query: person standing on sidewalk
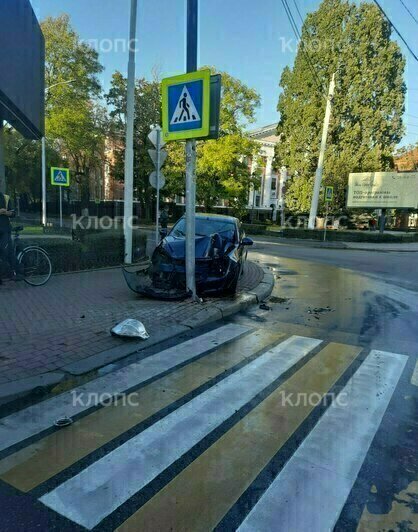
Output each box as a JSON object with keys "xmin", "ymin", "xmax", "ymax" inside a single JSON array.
[{"xmin": 0, "ymin": 191, "xmax": 17, "ymax": 280}]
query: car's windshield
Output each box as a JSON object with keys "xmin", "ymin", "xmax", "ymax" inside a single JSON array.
[{"xmin": 171, "ymin": 218, "xmax": 237, "ymax": 240}]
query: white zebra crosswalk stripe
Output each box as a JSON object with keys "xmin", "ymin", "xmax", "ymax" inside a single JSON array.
[
  {"xmin": 39, "ymin": 335, "xmax": 322, "ymax": 530},
  {"xmin": 238, "ymin": 349, "xmax": 407, "ymax": 532},
  {"xmin": 0, "ymin": 323, "xmax": 248, "ymax": 453}
]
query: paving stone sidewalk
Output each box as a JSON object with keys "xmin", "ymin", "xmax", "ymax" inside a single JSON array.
[{"xmin": 0, "ymin": 262, "xmax": 265, "ymax": 386}]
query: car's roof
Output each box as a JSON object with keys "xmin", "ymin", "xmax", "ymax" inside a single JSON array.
[{"xmin": 195, "ymin": 213, "xmax": 238, "ymax": 223}]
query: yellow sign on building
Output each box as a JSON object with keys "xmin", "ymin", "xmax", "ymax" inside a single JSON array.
[{"xmin": 347, "ymin": 172, "xmax": 418, "ymax": 208}]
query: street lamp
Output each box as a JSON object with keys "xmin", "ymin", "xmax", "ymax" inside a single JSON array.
[{"xmin": 41, "ymin": 79, "xmax": 76, "ymax": 226}]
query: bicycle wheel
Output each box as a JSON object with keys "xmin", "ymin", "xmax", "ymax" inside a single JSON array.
[{"xmin": 19, "ymin": 247, "xmax": 52, "ymax": 286}]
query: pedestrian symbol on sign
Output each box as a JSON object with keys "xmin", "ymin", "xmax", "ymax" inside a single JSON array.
[
  {"xmin": 170, "ymin": 86, "xmax": 200, "ymax": 125},
  {"xmin": 55, "ymin": 171, "xmax": 67, "ymax": 183}
]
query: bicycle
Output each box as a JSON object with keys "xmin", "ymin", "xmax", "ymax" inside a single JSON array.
[{"xmin": 0, "ymin": 226, "xmax": 52, "ymax": 286}]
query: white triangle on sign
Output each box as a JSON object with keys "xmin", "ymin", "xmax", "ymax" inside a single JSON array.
[
  {"xmin": 170, "ymin": 85, "xmax": 201, "ymax": 125},
  {"xmin": 55, "ymin": 171, "xmax": 67, "ymax": 183}
]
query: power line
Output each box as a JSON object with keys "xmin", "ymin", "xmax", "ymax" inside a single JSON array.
[
  {"xmin": 399, "ymin": 0, "xmax": 418, "ymax": 26},
  {"xmin": 291, "ymin": 0, "xmax": 305, "ymax": 26},
  {"xmin": 372, "ymin": 0, "xmax": 418, "ymax": 62},
  {"xmin": 280, "ymin": 0, "xmax": 327, "ymax": 98}
]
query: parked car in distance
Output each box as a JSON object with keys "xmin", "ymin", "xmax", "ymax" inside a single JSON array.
[{"xmin": 151, "ymin": 213, "xmax": 253, "ymax": 295}]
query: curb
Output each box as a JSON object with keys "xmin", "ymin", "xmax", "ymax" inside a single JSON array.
[
  {"xmin": 253, "ymin": 234, "xmax": 418, "ymax": 252},
  {"xmin": 0, "ymin": 263, "xmax": 274, "ymax": 409}
]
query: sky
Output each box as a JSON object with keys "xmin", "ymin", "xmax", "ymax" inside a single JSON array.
[{"xmin": 30, "ymin": 0, "xmax": 418, "ymax": 147}]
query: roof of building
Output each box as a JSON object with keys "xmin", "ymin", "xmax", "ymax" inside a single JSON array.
[
  {"xmin": 247, "ymin": 123, "xmax": 281, "ymax": 145},
  {"xmin": 395, "ymin": 146, "xmax": 418, "ymax": 171}
]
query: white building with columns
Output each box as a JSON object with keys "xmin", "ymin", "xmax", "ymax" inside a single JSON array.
[{"xmin": 247, "ymin": 124, "xmax": 282, "ymax": 214}]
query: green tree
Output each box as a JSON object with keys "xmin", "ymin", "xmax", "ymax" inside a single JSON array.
[
  {"xmin": 41, "ymin": 15, "xmax": 105, "ymax": 208},
  {"xmin": 105, "ymin": 71, "xmax": 161, "ymax": 219},
  {"xmin": 277, "ymin": 0, "xmax": 406, "ymax": 213},
  {"xmin": 3, "ymin": 126, "xmax": 62, "ymax": 204}
]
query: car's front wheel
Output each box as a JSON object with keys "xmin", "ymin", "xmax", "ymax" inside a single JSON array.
[{"xmin": 224, "ymin": 266, "xmax": 240, "ymax": 295}]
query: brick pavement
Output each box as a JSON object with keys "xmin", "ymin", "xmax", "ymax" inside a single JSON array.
[{"xmin": 0, "ymin": 262, "xmax": 263, "ymax": 384}]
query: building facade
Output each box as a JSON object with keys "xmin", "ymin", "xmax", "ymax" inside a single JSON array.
[{"xmin": 246, "ymin": 124, "xmax": 281, "ymax": 214}]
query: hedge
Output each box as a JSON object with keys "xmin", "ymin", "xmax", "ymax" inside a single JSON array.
[
  {"xmin": 20, "ymin": 238, "xmax": 84, "ymax": 273},
  {"xmin": 20, "ymin": 231, "xmax": 147, "ymax": 273},
  {"xmin": 242, "ymin": 223, "xmax": 267, "ymax": 235},
  {"xmin": 279, "ymin": 228, "xmax": 418, "ymax": 243}
]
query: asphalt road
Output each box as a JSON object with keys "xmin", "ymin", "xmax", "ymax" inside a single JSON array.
[
  {"xmin": 0, "ymin": 239, "xmax": 416, "ymax": 531},
  {"xmin": 230, "ymin": 239, "xmax": 418, "ymax": 530},
  {"xmin": 252, "ymin": 235, "xmax": 418, "ymax": 292}
]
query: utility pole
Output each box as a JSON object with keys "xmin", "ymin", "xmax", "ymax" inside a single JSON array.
[
  {"xmin": 279, "ymin": 166, "xmax": 287, "ymax": 227},
  {"xmin": 185, "ymin": 0, "xmax": 198, "ymax": 298},
  {"xmin": 123, "ymin": 0, "xmax": 138, "ymax": 264},
  {"xmin": 0, "ymin": 120, "xmax": 5, "ymax": 194},
  {"xmin": 155, "ymin": 127, "xmax": 161, "ymax": 246},
  {"xmin": 308, "ymin": 73, "xmax": 335, "ymax": 230},
  {"xmin": 41, "ymin": 136, "xmax": 46, "ymax": 225}
]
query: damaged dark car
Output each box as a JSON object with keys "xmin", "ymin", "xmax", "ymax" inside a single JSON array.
[{"xmin": 151, "ymin": 213, "xmax": 253, "ymax": 296}]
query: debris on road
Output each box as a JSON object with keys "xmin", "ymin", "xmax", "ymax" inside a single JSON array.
[
  {"xmin": 110, "ymin": 319, "xmax": 150, "ymax": 340},
  {"xmin": 269, "ymin": 296, "xmax": 291, "ymax": 304},
  {"xmin": 307, "ymin": 306, "xmax": 335, "ymax": 317},
  {"xmin": 259, "ymin": 303, "xmax": 271, "ymax": 311},
  {"xmin": 54, "ymin": 416, "xmax": 73, "ymax": 428}
]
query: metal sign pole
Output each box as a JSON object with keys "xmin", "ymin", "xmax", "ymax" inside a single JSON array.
[
  {"xmin": 155, "ymin": 127, "xmax": 161, "ymax": 246},
  {"xmin": 185, "ymin": 0, "xmax": 198, "ymax": 299},
  {"xmin": 0, "ymin": 121, "xmax": 5, "ymax": 195},
  {"xmin": 41, "ymin": 136, "xmax": 47, "ymax": 226},
  {"xmin": 59, "ymin": 186, "xmax": 63, "ymax": 228},
  {"xmin": 324, "ymin": 202, "xmax": 329, "ymax": 242},
  {"xmin": 123, "ymin": 0, "xmax": 138, "ymax": 264}
]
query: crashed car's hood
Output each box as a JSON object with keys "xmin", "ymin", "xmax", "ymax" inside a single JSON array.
[{"xmin": 160, "ymin": 234, "xmax": 212, "ymax": 259}]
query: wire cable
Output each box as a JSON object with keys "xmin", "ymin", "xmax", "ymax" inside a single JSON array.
[
  {"xmin": 372, "ymin": 0, "xmax": 418, "ymax": 62},
  {"xmin": 399, "ymin": 0, "xmax": 418, "ymax": 26},
  {"xmin": 280, "ymin": 0, "xmax": 327, "ymax": 97},
  {"xmin": 291, "ymin": 0, "xmax": 305, "ymax": 26}
]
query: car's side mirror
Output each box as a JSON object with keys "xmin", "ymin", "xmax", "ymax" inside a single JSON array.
[{"xmin": 241, "ymin": 237, "xmax": 253, "ymax": 246}]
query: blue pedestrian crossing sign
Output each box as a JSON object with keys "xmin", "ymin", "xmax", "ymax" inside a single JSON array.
[
  {"xmin": 51, "ymin": 167, "xmax": 70, "ymax": 187},
  {"xmin": 162, "ymin": 70, "xmax": 210, "ymax": 141},
  {"xmin": 324, "ymin": 186, "xmax": 334, "ymax": 202}
]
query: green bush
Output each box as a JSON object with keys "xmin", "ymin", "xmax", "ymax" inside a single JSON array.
[
  {"xmin": 20, "ymin": 238, "xmax": 83, "ymax": 273},
  {"xmin": 242, "ymin": 223, "xmax": 267, "ymax": 235},
  {"xmin": 20, "ymin": 231, "xmax": 148, "ymax": 273},
  {"xmin": 279, "ymin": 228, "xmax": 418, "ymax": 243}
]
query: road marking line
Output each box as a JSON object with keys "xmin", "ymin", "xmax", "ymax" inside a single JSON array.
[
  {"xmin": 0, "ymin": 330, "xmax": 286, "ymax": 492},
  {"xmin": 116, "ymin": 342, "xmax": 361, "ymax": 532},
  {"xmin": 238, "ymin": 349, "xmax": 407, "ymax": 532},
  {"xmin": 0, "ymin": 323, "xmax": 248, "ymax": 453},
  {"xmin": 40, "ymin": 335, "xmax": 322, "ymax": 530},
  {"xmin": 411, "ymin": 359, "xmax": 418, "ymax": 386}
]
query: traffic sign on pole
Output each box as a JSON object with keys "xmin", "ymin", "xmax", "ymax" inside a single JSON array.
[
  {"xmin": 162, "ymin": 69, "xmax": 211, "ymax": 141},
  {"xmin": 148, "ymin": 128, "xmax": 166, "ymax": 148},
  {"xmin": 148, "ymin": 125, "xmax": 168, "ymax": 245},
  {"xmin": 50, "ymin": 167, "xmax": 70, "ymax": 187},
  {"xmin": 148, "ymin": 149, "xmax": 167, "ymax": 168},
  {"xmin": 325, "ymin": 186, "xmax": 334, "ymax": 202},
  {"xmin": 149, "ymin": 171, "xmax": 166, "ymax": 189},
  {"xmin": 50, "ymin": 167, "xmax": 69, "ymax": 228}
]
